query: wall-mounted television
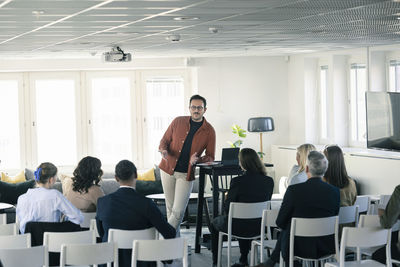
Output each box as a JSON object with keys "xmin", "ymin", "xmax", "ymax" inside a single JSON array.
[{"xmin": 366, "ymin": 92, "xmax": 400, "ymax": 152}]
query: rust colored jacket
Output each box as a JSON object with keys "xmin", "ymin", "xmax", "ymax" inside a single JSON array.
[{"xmin": 158, "ymin": 116, "xmax": 216, "ymax": 181}]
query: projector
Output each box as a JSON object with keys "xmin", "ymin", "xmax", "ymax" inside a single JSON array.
[{"xmin": 102, "ymin": 47, "xmax": 132, "ymax": 62}]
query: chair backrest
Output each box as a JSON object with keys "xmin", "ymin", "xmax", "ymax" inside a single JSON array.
[
  {"xmin": 90, "ymin": 218, "xmax": 100, "ymax": 237},
  {"xmin": 379, "ymin": 195, "xmax": 392, "ymax": 208},
  {"xmin": 132, "ymin": 238, "xmax": 188, "ymax": 267},
  {"xmin": 108, "ymin": 227, "xmax": 156, "ymax": 249},
  {"xmin": 0, "ymin": 245, "xmax": 49, "ymax": 267},
  {"xmin": 43, "ymin": 230, "xmax": 96, "ymax": 252},
  {"xmin": 289, "ymin": 216, "xmax": 339, "ymax": 267},
  {"xmin": 340, "ymin": 227, "xmax": 392, "ymax": 267},
  {"xmin": 80, "ymin": 212, "xmax": 96, "ymax": 228},
  {"xmin": 359, "ymin": 215, "xmax": 400, "ymax": 233},
  {"xmin": 266, "ymin": 200, "xmax": 282, "ymax": 210},
  {"xmin": 60, "ymin": 242, "xmax": 118, "ymax": 267},
  {"xmin": 0, "ymin": 213, "xmax": 6, "ymax": 224},
  {"xmin": 338, "ymin": 205, "xmax": 359, "ymax": 225},
  {"xmin": 355, "ymin": 195, "xmax": 370, "ymax": 214},
  {"xmin": 279, "ymin": 176, "xmax": 288, "ymax": 195},
  {"xmin": 0, "ymin": 233, "xmax": 31, "ymax": 249},
  {"xmin": 228, "ymin": 201, "xmax": 268, "ymax": 236},
  {"xmin": 261, "ymin": 209, "xmax": 279, "ymax": 240},
  {"xmin": 0, "ymin": 223, "xmax": 17, "ymax": 235}
]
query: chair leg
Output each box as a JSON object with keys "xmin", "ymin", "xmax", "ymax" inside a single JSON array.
[
  {"xmin": 217, "ymin": 233, "xmax": 223, "ymax": 267},
  {"xmin": 227, "ymin": 235, "xmax": 231, "ymax": 267},
  {"xmin": 260, "ymin": 244, "xmax": 264, "ymax": 263},
  {"xmin": 250, "ymin": 243, "xmax": 256, "ymax": 266}
]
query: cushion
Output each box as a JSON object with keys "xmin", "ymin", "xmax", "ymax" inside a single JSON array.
[
  {"xmin": 1, "ymin": 171, "xmax": 26, "ymax": 183},
  {"xmin": 59, "ymin": 174, "xmax": 73, "ymax": 194},
  {"xmin": 136, "ymin": 180, "xmax": 163, "ymax": 196},
  {"xmin": 25, "ymin": 168, "xmax": 35, "ymax": 180},
  {"xmin": 154, "ymin": 165, "xmax": 161, "ymax": 181},
  {"xmin": 137, "ymin": 168, "xmax": 155, "ymax": 181},
  {"xmin": 0, "ymin": 180, "xmax": 36, "ymax": 204}
]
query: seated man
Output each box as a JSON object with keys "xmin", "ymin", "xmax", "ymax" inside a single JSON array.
[
  {"xmin": 256, "ymin": 151, "xmax": 340, "ymax": 267},
  {"xmin": 372, "ymin": 185, "xmax": 400, "ymax": 264},
  {"xmin": 96, "ymin": 160, "xmax": 176, "ymax": 267}
]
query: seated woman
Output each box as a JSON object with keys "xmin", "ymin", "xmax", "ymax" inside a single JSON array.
[
  {"xmin": 16, "ymin": 162, "xmax": 83, "ymax": 233},
  {"xmin": 210, "ymin": 148, "xmax": 274, "ymax": 267},
  {"xmin": 64, "ymin": 156, "xmax": 105, "ymax": 212},
  {"xmin": 286, "ymin": 143, "xmax": 316, "ymax": 187},
  {"xmin": 323, "ymin": 145, "xmax": 357, "ymax": 206}
]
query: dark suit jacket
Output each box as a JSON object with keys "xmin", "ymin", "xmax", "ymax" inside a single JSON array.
[
  {"xmin": 96, "ymin": 187, "xmax": 176, "ymax": 267},
  {"xmin": 223, "ymin": 171, "xmax": 274, "ymax": 237},
  {"xmin": 277, "ymin": 177, "xmax": 340, "ymax": 261}
]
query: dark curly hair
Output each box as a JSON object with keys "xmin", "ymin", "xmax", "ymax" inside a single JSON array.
[{"xmin": 72, "ymin": 156, "xmax": 103, "ymax": 193}]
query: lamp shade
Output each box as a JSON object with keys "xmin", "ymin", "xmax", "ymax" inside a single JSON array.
[{"xmin": 247, "ymin": 117, "xmax": 274, "ymax": 132}]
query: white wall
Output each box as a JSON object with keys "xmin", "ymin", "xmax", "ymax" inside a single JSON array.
[{"xmin": 193, "ymin": 56, "xmax": 290, "ymax": 162}]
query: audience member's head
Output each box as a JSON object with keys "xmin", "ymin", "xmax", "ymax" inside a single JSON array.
[
  {"xmin": 34, "ymin": 162, "xmax": 57, "ymax": 185},
  {"xmin": 239, "ymin": 148, "xmax": 266, "ymax": 175},
  {"xmin": 72, "ymin": 156, "xmax": 103, "ymax": 193},
  {"xmin": 115, "ymin": 160, "xmax": 137, "ymax": 184},
  {"xmin": 296, "ymin": 143, "xmax": 316, "ymax": 173},
  {"xmin": 306, "ymin": 151, "xmax": 328, "ymax": 178},
  {"xmin": 323, "ymin": 145, "xmax": 350, "ymax": 188}
]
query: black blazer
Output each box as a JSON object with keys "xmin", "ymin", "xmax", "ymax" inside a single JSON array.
[
  {"xmin": 224, "ymin": 171, "xmax": 274, "ymax": 237},
  {"xmin": 276, "ymin": 177, "xmax": 340, "ymax": 261},
  {"xmin": 96, "ymin": 187, "xmax": 176, "ymax": 267}
]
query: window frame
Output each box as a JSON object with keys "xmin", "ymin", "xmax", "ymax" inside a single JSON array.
[
  {"xmin": 28, "ymin": 71, "xmax": 82, "ymax": 169},
  {"xmin": 318, "ymin": 64, "xmax": 330, "ymax": 144}
]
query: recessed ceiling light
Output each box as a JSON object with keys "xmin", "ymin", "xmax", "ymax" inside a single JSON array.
[
  {"xmin": 166, "ymin": 34, "xmax": 181, "ymax": 42},
  {"xmin": 173, "ymin": 16, "xmax": 199, "ymax": 21}
]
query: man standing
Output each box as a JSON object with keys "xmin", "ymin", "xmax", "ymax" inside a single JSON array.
[
  {"xmin": 96, "ymin": 160, "xmax": 176, "ymax": 267},
  {"xmin": 256, "ymin": 151, "xmax": 340, "ymax": 267},
  {"xmin": 159, "ymin": 94, "xmax": 216, "ymax": 231}
]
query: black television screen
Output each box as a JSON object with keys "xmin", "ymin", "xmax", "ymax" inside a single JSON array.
[{"xmin": 366, "ymin": 92, "xmax": 400, "ymax": 152}]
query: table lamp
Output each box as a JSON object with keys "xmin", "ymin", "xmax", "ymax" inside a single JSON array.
[{"xmin": 247, "ymin": 117, "xmax": 274, "ymax": 159}]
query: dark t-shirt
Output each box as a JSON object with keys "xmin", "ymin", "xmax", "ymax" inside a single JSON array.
[{"xmin": 174, "ymin": 119, "xmax": 203, "ymax": 172}]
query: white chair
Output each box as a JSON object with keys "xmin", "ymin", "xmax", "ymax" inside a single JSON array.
[
  {"xmin": 0, "ymin": 245, "xmax": 49, "ymax": 267},
  {"xmin": 217, "ymin": 201, "xmax": 268, "ymax": 267},
  {"xmin": 0, "ymin": 223, "xmax": 17, "ymax": 235},
  {"xmin": 108, "ymin": 227, "xmax": 157, "ymax": 249},
  {"xmin": 285, "ymin": 216, "xmax": 339, "ymax": 267},
  {"xmin": 132, "ymin": 238, "xmax": 188, "ymax": 267},
  {"xmin": 279, "ymin": 176, "xmax": 288, "ymax": 195},
  {"xmin": 266, "ymin": 200, "xmax": 282, "ymax": 210},
  {"xmin": 325, "ymin": 226, "xmax": 392, "ymax": 267},
  {"xmin": 90, "ymin": 218, "xmax": 100, "ymax": 238},
  {"xmin": 354, "ymin": 215, "xmax": 400, "ymax": 258},
  {"xmin": 80, "ymin": 212, "xmax": 96, "ymax": 228},
  {"xmin": 339, "ymin": 205, "xmax": 359, "ymax": 226},
  {"xmin": 250, "ymin": 209, "xmax": 280, "ymax": 266},
  {"xmin": 60, "ymin": 241, "xmax": 118, "ymax": 267},
  {"xmin": 355, "ymin": 195, "xmax": 370, "ymax": 214},
  {"xmin": 0, "ymin": 213, "xmax": 6, "ymax": 224},
  {"xmin": 0, "ymin": 233, "xmax": 31, "ymax": 249},
  {"xmin": 43, "ymin": 230, "xmax": 96, "ymax": 253}
]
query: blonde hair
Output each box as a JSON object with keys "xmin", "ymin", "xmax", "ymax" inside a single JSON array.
[{"xmin": 297, "ymin": 143, "xmax": 316, "ymax": 173}]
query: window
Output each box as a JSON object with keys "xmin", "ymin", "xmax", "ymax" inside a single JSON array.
[
  {"xmin": 349, "ymin": 63, "xmax": 367, "ymax": 143},
  {"xmin": 0, "ymin": 80, "xmax": 21, "ymax": 169},
  {"xmin": 89, "ymin": 77, "xmax": 132, "ymax": 165},
  {"xmin": 34, "ymin": 79, "xmax": 78, "ymax": 165},
  {"xmin": 144, "ymin": 77, "xmax": 185, "ymax": 167},
  {"xmin": 389, "ymin": 60, "xmax": 400, "ymax": 92},
  {"xmin": 319, "ymin": 66, "xmax": 329, "ymax": 140}
]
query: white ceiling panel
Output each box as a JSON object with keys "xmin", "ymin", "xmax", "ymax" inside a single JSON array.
[{"xmin": 1, "ymin": 0, "xmax": 400, "ymax": 58}]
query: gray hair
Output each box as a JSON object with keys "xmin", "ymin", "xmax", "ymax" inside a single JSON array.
[{"xmin": 307, "ymin": 151, "xmax": 328, "ymax": 177}]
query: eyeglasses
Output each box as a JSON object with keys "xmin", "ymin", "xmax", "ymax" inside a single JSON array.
[{"xmin": 190, "ymin": 105, "xmax": 204, "ymax": 111}]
